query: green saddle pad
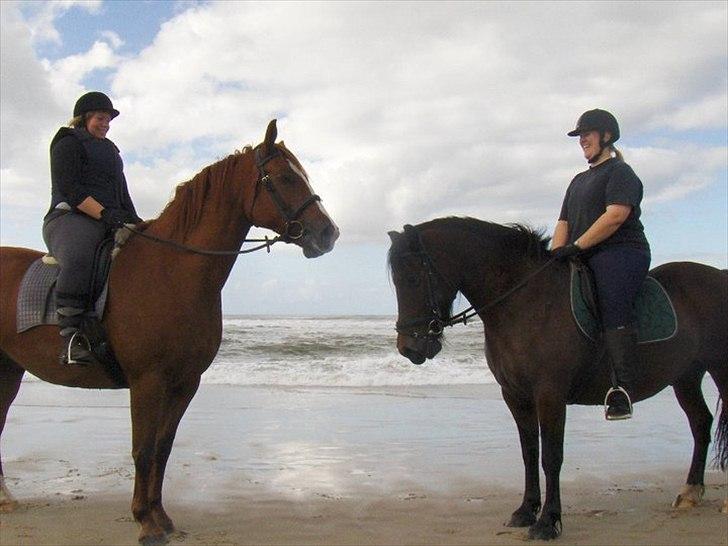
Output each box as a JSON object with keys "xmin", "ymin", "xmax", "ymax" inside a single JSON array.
[{"xmin": 570, "ymin": 264, "xmax": 678, "ymax": 344}]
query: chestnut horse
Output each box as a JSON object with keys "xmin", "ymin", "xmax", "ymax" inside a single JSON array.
[
  {"xmin": 388, "ymin": 218, "xmax": 727, "ymax": 540},
  {"xmin": 0, "ymin": 120, "xmax": 339, "ymax": 544}
]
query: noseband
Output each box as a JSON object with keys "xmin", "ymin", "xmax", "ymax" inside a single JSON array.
[{"xmin": 254, "ymin": 146, "xmax": 322, "ymax": 241}]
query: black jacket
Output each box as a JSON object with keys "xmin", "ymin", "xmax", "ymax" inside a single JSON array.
[{"xmin": 46, "ymin": 127, "xmax": 139, "ymax": 218}]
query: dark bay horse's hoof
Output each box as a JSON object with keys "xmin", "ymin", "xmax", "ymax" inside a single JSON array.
[
  {"xmin": 528, "ymin": 517, "xmax": 562, "ymax": 540},
  {"xmin": 507, "ymin": 508, "xmax": 538, "ymax": 527},
  {"xmin": 139, "ymin": 531, "xmax": 168, "ymax": 546}
]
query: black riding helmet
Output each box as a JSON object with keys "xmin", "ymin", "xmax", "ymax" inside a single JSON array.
[
  {"xmin": 567, "ymin": 109, "xmax": 620, "ymax": 145},
  {"xmin": 73, "ymin": 91, "xmax": 120, "ymax": 119}
]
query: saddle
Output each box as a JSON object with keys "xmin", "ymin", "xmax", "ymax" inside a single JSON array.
[
  {"xmin": 16, "ymin": 230, "xmax": 132, "ymax": 387},
  {"xmin": 569, "ymin": 260, "xmax": 678, "ymax": 344}
]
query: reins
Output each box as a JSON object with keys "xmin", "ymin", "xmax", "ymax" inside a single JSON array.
[{"xmin": 446, "ymin": 257, "xmax": 556, "ymax": 326}]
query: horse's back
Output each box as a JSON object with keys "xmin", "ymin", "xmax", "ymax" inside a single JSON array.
[{"xmin": 651, "ymin": 261, "xmax": 728, "ymax": 362}]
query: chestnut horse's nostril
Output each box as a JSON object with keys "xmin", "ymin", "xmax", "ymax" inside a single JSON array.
[{"xmin": 322, "ymin": 223, "xmax": 340, "ymax": 248}]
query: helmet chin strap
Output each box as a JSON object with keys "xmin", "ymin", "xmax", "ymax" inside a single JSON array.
[{"xmin": 588, "ymin": 133, "xmax": 611, "ymax": 164}]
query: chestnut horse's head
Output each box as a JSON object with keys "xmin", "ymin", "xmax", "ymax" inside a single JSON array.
[
  {"xmin": 247, "ymin": 120, "xmax": 339, "ymax": 258},
  {"xmin": 388, "ymin": 225, "xmax": 459, "ymax": 365}
]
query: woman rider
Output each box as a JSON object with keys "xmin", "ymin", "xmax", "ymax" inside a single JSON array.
[
  {"xmin": 551, "ymin": 109, "xmax": 651, "ymax": 420},
  {"xmin": 43, "ymin": 91, "xmax": 141, "ymax": 365}
]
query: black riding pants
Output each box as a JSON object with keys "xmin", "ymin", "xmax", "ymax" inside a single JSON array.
[
  {"xmin": 587, "ymin": 245, "xmax": 651, "ymax": 330},
  {"xmin": 42, "ymin": 211, "xmax": 108, "ymax": 310}
]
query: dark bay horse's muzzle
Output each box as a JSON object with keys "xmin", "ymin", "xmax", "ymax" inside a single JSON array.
[{"xmin": 397, "ymin": 333, "xmax": 443, "ymax": 365}]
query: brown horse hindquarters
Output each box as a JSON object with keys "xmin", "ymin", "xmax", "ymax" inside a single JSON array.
[{"xmin": 0, "ymin": 246, "xmax": 127, "ymax": 389}]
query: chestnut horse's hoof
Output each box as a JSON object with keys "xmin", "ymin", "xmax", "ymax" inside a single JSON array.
[
  {"xmin": 672, "ymin": 484, "xmax": 704, "ymax": 509},
  {"xmin": 528, "ymin": 517, "xmax": 562, "ymax": 541},
  {"xmin": 721, "ymin": 499, "xmax": 728, "ymax": 514}
]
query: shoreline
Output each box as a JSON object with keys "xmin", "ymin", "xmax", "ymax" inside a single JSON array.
[{"xmin": 2, "ymin": 382, "xmax": 726, "ymax": 545}]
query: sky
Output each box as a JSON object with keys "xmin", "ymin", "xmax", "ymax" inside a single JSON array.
[{"xmin": 1, "ymin": 0, "xmax": 726, "ymax": 316}]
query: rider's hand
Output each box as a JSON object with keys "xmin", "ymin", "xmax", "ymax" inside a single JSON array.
[
  {"xmin": 100, "ymin": 208, "xmax": 134, "ymax": 229},
  {"xmin": 552, "ymin": 242, "xmax": 582, "ymax": 260}
]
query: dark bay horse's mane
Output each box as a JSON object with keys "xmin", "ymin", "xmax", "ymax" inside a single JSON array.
[{"xmin": 389, "ymin": 217, "xmax": 551, "ymax": 270}]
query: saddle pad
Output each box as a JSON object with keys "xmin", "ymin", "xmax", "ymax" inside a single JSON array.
[
  {"xmin": 16, "ymin": 258, "xmax": 108, "ymax": 333},
  {"xmin": 570, "ymin": 265, "xmax": 678, "ymax": 344}
]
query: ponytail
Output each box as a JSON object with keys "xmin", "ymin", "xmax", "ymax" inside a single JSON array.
[{"xmin": 611, "ymin": 145, "xmax": 624, "ymax": 162}]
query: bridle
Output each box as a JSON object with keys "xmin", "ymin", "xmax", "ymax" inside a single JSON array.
[
  {"xmin": 123, "ymin": 144, "xmax": 322, "ymax": 256},
  {"xmin": 394, "ymin": 225, "xmax": 556, "ymax": 339},
  {"xmin": 252, "ymin": 145, "xmax": 322, "ymax": 242}
]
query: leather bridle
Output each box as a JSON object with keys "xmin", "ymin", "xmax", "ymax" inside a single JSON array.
[{"xmin": 252, "ymin": 145, "xmax": 322, "ymax": 242}]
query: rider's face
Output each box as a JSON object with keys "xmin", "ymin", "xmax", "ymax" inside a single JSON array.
[
  {"xmin": 579, "ymin": 130, "xmax": 602, "ymax": 161},
  {"xmin": 86, "ymin": 111, "xmax": 112, "ymax": 139}
]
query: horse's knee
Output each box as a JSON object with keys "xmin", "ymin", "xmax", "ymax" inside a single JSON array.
[{"xmin": 672, "ymin": 483, "xmax": 704, "ymax": 509}]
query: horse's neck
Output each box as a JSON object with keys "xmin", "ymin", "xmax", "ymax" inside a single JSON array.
[
  {"xmin": 148, "ymin": 157, "xmax": 255, "ymax": 291},
  {"xmin": 455, "ymin": 232, "xmax": 541, "ymax": 315}
]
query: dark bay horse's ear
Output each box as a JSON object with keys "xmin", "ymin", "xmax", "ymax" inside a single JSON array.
[
  {"xmin": 388, "ymin": 231, "xmax": 402, "ymax": 243},
  {"xmin": 263, "ymin": 119, "xmax": 277, "ymax": 155}
]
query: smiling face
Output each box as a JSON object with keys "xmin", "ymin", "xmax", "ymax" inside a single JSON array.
[
  {"xmin": 579, "ymin": 129, "xmax": 612, "ymax": 164},
  {"xmin": 85, "ymin": 111, "xmax": 112, "ymax": 139}
]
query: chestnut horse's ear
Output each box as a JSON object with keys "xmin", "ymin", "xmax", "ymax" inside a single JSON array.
[{"xmin": 263, "ymin": 119, "xmax": 278, "ymax": 155}]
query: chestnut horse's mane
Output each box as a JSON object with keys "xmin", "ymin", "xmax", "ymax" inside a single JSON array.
[
  {"xmin": 155, "ymin": 142, "xmax": 308, "ymax": 240},
  {"xmin": 156, "ymin": 146, "xmax": 253, "ymax": 239}
]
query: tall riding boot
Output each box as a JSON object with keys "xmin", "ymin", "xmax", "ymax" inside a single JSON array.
[
  {"xmin": 603, "ymin": 326, "xmax": 638, "ymax": 420},
  {"xmin": 57, "ymin": 307, "xmax": 95, "ymax": 365}
]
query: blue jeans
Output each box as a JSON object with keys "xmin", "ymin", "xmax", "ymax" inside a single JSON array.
[{"xmin": 587, "ymin": 246, "xmax": 651, "ymax": 330}]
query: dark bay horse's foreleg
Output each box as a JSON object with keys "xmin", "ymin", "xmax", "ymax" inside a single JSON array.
[
  {"xmin": 529, "ymin": 391, "xmax": 566, "ymax": 540},
  {"xmin": 130, "ymin": 374, "xmax": 200, "ymax": 545},
  {"xmin": 0, "ymin": 352, "xmax": 24, "ymax": 512},
  {"xmin": 672, "ymin": 369, "xmax": 712, "ymax": 509},
  {"xmin": 502, "ymin": 389, "xmax": 541, "ymax": 527}
]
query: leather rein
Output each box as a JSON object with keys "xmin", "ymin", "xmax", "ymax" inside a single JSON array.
[
  {"xmin": 395, "ymin": 225, "xmax": 556, "ymax": 338},
  {"xmin": 121, "ymin": 146, "xmax": 321, "ymax": 256}
]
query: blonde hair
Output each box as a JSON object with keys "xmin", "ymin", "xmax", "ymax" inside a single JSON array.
[
  {"xmin": 610, "ymin": 145, "xmax": 624, "ymax": 162},
  {"xmin": 68, "ymin": 111, "xmax": 98, "ymax": 129}
]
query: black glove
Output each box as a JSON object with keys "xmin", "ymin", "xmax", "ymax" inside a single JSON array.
[
  {"xmin": 100, "ymin": 208, "xmax": 135, "ymax": 229},
  {"xmin": 552, "ymin": 243, "xmax": 582, "ymax": 260}
]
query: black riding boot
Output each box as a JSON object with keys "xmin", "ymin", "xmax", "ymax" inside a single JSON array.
[
  {"xmin": 57, "ymin": 307, "xmax": 95, "ymax": 365},
  {"xmin": 603, "ymin": 326, "xmax": 637, "ymax": 420}
]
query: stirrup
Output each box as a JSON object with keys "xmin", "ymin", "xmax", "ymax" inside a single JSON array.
[
  {"xmin": 604, "ymin": 386, "xmax": 633, "ymax": 421},
  {"xmin": 64, "ymin": 331, "xmax": 94, "ymax": 366}
]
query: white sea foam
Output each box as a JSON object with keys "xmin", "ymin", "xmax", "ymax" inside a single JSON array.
[{"xmin": 21, "ymin": 316, "xmax": 494, "ymax": 386}]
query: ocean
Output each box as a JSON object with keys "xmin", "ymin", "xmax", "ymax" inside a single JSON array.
[{"xmin": 204, "ymin": 315, "xmax": 494, "ymax": 386}]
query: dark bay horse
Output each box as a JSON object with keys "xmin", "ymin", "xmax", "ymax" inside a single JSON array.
[
  {"xmin": 0, "ymin": 120, "xmax": 339, "ymax": 544},
  {"xmin": 388, "ymin": 217, "xmax": 727, "ymax": 540}
]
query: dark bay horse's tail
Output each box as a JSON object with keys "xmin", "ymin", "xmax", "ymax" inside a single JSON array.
[{"xmin": 715, "ymin": 396, "xmax": 728, "ymax": 470}]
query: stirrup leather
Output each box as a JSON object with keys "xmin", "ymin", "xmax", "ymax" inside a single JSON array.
[
  {"xmin": 65, "ymin": 331, "xmax": 93, "ymax": 365},
  {"xmin": 604, "ymin": 386, "xmax": 633, "ymax": 421}
]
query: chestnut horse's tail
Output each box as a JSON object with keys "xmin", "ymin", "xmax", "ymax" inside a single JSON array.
[{"xmin": 715, "ymin": 395, "xmax": 728, "ymax": 471}]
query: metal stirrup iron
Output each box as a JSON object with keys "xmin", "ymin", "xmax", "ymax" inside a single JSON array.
[
  {"xmin": 604, "ymin": 386, "xmax": 633, "ymax": 420},
  {"xmin": 65, "ymin": 331, "xmax": 92, "ymax": 366}
]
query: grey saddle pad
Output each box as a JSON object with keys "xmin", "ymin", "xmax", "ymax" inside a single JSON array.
[{"xmin": 16, "ymin": 258, "xmax": 108, "ymax": 333}]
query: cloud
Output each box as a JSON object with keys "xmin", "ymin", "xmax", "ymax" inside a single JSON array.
[{"xmin": 1, "ymin": 0, "xmax": 726, "ymax": 251}]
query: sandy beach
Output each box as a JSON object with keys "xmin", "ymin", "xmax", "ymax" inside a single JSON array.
[{"xmin": 1, "ymin": 381, "xmax": 726, "ymax": 545}]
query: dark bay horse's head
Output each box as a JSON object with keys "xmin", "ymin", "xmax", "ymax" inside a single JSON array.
[
  {"xmin": 248, "ymin": 120, "xmax": 339, "ymax": 258},
  {"xmin": 388, "ymin": 225, "xmax": 460, "ymax": 365}
]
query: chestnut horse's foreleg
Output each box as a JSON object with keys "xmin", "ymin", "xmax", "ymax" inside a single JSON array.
[
  {"xmin": 0, "ymin": 353, "xmax": 24, "ymax": 513},
  {"xmin": 671, "ymin": 370, "xmax": 711, "ymax": 509},
  {"xmin": 502, "ymin": 389, "xmax": 541, "ymax": 527},
  {"xmin": 529, "ymin": 390, "xmax": 566, "ymax": 540},
  {"xmin": 129, "ymin": 374, "xmax": 199, "ymax": 545}
]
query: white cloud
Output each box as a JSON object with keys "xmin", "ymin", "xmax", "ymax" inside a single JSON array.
[{"xmin": 1, "ymin": 0, "xmax": 726, "ymax": 253}]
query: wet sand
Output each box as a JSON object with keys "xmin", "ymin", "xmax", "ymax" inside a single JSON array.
[{"xmin": 1, "ymin": 382, "xmax": 726, "ymax": 545}]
